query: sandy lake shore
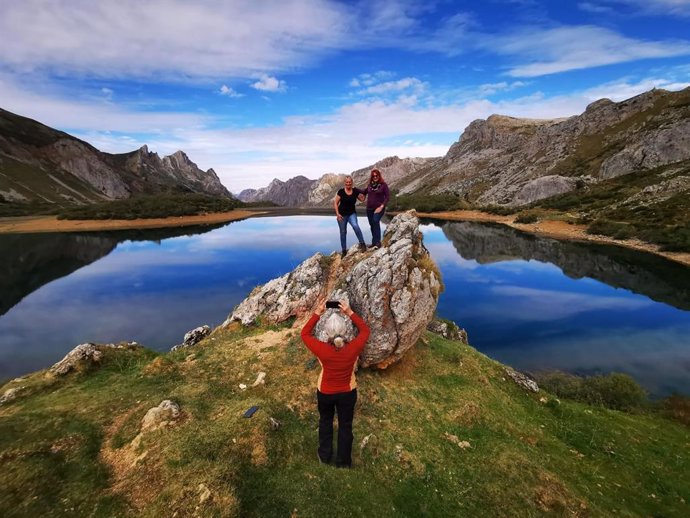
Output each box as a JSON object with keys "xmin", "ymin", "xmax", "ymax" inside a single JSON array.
[
  {"xmin": 1, "ymin": 207, "xmax": 688, "ymax": 267},
  {"xmin": 0, "ymin": 210, "xmax": 262, "ymax": 233}
]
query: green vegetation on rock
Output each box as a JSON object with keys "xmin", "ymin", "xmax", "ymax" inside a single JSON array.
[{"xmin": 1, "ymin": 326, "xmax": 688, "ymax": 517}]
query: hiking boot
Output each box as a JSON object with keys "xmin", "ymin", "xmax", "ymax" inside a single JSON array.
[
  {"xmin": 368, "ymin": 243, "xmax": 380, "ymax": 249},
  {"xmin": 358, "ymin": 243, "xmax": 367, "ymax": 252},
  {"xmin": 341, "ymin": 250, "xmax": 347, "ymax": 258}
]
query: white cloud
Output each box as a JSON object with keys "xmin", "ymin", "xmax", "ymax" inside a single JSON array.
[
  {"xmin": 588, "ymin": 0, "xmax": 690, "ymax": 16},
  {"xmin": 0, "ymin": 0, "xmax": 353, "ymax": 81},
  {"xmin": 219, "ymin": 84, "xmax": 243, "ymax": 98},
  {"xmin": 356, "ymin": 77, "xmax": 427, "ymax": 96},
  {"xmin": 0, "ymin": 73, "xmax": 206, "ymax": 133},
  {"xmin": 577, "ymin": 2, "xmax": 615, "ymax": 13},
  {"xmin": 250, "ymin": 74, "xmax": 287, "ymax": 93},
  {"xmin": 491, "ymin": 25, "xmax": 690, "ymax": 77},
  {"xmin": 478, "ymin": 81, "xmax": 527, "ymax": 96}
]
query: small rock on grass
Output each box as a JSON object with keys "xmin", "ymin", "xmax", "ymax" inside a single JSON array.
[
  {"xmin": 251, "ymin": 372, "xmax": 266, "ymax": 387},
  {"xmin": 505, "ymin": 368, "xmax": 539, "ymax": 393},
  {"xmin": 0, "ymin": 387, "xmax": 23, "ymax": 405},
  {"xmin": 141, "ymin": 400, "xmax": 181, "ymax": 432},
  {"xmin": 444, "ymin": 432, "xmax": 471, "ymax": 449}
]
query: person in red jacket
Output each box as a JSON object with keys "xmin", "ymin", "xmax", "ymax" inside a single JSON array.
[{"xmin": 301, "ymin": 299, "xmax": 370, "ymax": 468}]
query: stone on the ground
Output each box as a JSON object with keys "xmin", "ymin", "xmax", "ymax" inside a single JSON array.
[
  {"xmin": 171, "ymin": 325, "xmax": 211, "ymax": 351},
  {"xmin": 0, "ymin": 387, "xmax": 23, "ymax": 405},
  {"xmin": 141, "ymin": 400, "xmax": 181, "ymax": 432},
  {"xmin": 251, "ymin": 372, "xmax": 266, "ymax": 387},
  {"xmin": 49, "ymin": 342, "xmax": 140, "ymax": 376},
  {"xmin": 505, "ymin": 368, "xmax": 539, "ymax": 392}
]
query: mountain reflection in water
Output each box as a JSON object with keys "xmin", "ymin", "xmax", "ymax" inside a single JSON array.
[{"xmin": 434, "ymin": 220, "xmax": 690, "ymax": 311}]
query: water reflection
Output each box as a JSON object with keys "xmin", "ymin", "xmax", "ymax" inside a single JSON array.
[
  {"xmin": 1, "ymin": 215, "xmax": 689, "ymax": 397},
  {"xmin": 422, "ymin": 220, "xmax": 690, "ymax": 397},
  {"xmin": 433, "ymin": 220, "xmax": 690, "ymax": 310}
]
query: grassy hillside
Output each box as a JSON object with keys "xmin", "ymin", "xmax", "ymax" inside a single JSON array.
[
  {"xmin": 1, "ymin": 323, "xmax": 688, "ymax": 517},
  {"xmin": 532, "ymin": 159, "xmax": 690, "ymax": 251}
]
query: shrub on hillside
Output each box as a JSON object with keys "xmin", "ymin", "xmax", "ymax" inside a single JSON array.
[
  {"xmin": 535, "ymin": 371, "xmax": 647, "ymax": 411},
  {"xmin": 660, "ymin": 394, "xmax": 690, "ymax": 427},
  {"xmin": 389, "ymin": 193, "xmax": 467, "ymax": 213},
  {"xmin": 586, "ymin": 219, "xmax": 636, "ymax": 240},
  {"xmin": 57, "ymin": 194, "xmax": 242, "ymax": 220},
  {"xmin": 514, "ymin": 212, "xmax": 539, "ymax": 224}
]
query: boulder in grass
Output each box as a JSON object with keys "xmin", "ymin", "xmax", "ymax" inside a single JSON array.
[
  {"xmin": 505, "ymin": 368, "xmax": 540, "ymax": 393},
  {"xmin": 171, "ymin": 325, "xmax": 211, "ymax": 351},
  {"xmin": 141, "ymin": 400, "xmax": 181, "ymax": 432},
  {"xmin": 48, "ymin": 342, "xmax": 141, "ymax": 376}
]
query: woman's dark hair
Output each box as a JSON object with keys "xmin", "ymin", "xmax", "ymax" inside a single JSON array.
[{"xmin": 368, "ymin": 169, "xmax": 385, "ymax": 185}]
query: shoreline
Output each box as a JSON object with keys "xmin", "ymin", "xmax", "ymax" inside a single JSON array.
[
  {"xmin": 416, "ymin": 210, "xmax": 690, "ymax": 268},
  {"xmin": 1, "ymin": 207, "xmax": 689, "ymax": 267},
  {"xmin": 0, "ymin": 210, "xmax": 264, "ymax": 233}
]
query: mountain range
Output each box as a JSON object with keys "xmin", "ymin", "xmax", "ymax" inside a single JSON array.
[
  {"xmin": 239, "ymin": 87, "xmax": 690, "ymax": 210},
  {"xmin": 0, "ymin": 108, "xmax": 231, "ymax": 205}
]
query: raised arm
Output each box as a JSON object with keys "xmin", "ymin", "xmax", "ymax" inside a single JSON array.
[{"xmin": 301, "ymin": 300, "xmax": 328, "ymax": 356}]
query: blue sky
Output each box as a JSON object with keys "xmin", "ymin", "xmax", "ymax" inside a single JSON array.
[{"xmin": 1, "ymin": 0, "xmax": 690, "ymax": 192}]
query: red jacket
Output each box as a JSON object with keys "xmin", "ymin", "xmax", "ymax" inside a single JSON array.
[{"xmin": 301, "ymin": 312, "xmax": 370, "ymax": 394}]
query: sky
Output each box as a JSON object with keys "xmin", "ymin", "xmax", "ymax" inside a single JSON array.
[{"xmin": 1, "ymin": 0, "xmax": 690, "ymax": 193}]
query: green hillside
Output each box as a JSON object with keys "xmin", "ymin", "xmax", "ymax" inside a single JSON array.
[{"xmin": 1, "ymin": 322, "xmax": 688, "ymax": 517}]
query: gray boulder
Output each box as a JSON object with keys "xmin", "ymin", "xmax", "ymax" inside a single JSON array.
[
  {"xmin": 171, "ymin": 325, "xmax": 211, "ymax": 351},
  {"xmin": 49, "ymin": 342, "xmax": 140, "ymax": 376},
  {"xmin": 224, "ymin": 210, "xmax": 442, "ymax": 368},
  {"xmin": 141, "ymin": 400, "xmax": 181, "ymax": 431}
]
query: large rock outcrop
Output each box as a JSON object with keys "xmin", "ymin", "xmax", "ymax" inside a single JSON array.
[
  {"xmin": 396, "ymin": 87, "xmax": 690, "ymax": 207},
  {"xmin": 223, "ymin": 211, "xmax": 442, "ymax": 368}
]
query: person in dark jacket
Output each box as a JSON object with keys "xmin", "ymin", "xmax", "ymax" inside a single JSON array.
[
  {"xmin": 361, "ymin": 168, "xmax": 390, "ymax": 248},
  {"xmin": 334, "ymin": 176, "xmax": 367, "ymax": 257},
  {"xmin": 301, "ymin": 300, "xmax": 370, "ymax": 467}
]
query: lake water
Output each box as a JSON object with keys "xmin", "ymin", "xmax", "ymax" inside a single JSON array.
[{"xmin": 2, "ymin": 215, "xmax": 690, "ymax": 397}]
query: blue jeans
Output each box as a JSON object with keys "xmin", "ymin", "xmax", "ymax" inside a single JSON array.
[
  {"xmin": 366, "ymin": 208, "xmax": 385, "ymax": 246},
  {"xmin": 338, "ymin": 213, "xmax": 365, "ymax": 251}
]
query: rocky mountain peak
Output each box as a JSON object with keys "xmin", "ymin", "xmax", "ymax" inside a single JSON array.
[{"xmin": 223, "ymin": 210, "xmax": 442, "ymax": 368}]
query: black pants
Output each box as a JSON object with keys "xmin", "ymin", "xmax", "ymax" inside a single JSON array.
[{"xmin": 317, "ymin": 389, "xmax": 357, "ymax": 467}]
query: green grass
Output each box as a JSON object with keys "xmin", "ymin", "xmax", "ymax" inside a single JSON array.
[
  {"xmin": 1, "ymin": 327, "xmax": 688, "ymax": 517},
  {"xmin": 56, "ymin": 193, "xmax": 243, "ymax": 220}
]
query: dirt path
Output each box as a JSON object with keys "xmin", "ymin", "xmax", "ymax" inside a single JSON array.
[
  {"xmin": 418, "ymin": 210, "xmax": 690, "ymax": 268},
  {"xmin": 0, "ymin": 210, "xmax": 264, "ymax": 233}
]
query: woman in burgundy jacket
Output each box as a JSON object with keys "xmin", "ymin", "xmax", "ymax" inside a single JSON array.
[{"xmin": 301, "ymin": 300, "xmax": 370, "ymax": 467}]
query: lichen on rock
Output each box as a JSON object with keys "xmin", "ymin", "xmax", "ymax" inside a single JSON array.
[{"xmin": 223, "ymin": 210, "xmax": 442, "ymax": 368}]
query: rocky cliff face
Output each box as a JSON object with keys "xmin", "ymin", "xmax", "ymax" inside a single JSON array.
[
  {"xmin": 398, "ymin": 87, "xmax": 690, "ymax": 207},
  {"xmin": 237, "ymin": 175, "xmax": 316, "ymax": 206},
  {"xmin": 223, "ymin": 210, "xmax": 442, "ymax": 368},
  {"xmin": 237, "ymin": 156, "xmax": 436, "ymax": 207},
  {"xmin": 0, "ymin": 108, "xmax": 232, "ymax": 204}
]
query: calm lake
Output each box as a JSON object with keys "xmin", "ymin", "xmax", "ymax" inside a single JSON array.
[{"xmin": 2, "ymin": 215, "xmax": 690, "ymax": 397}]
